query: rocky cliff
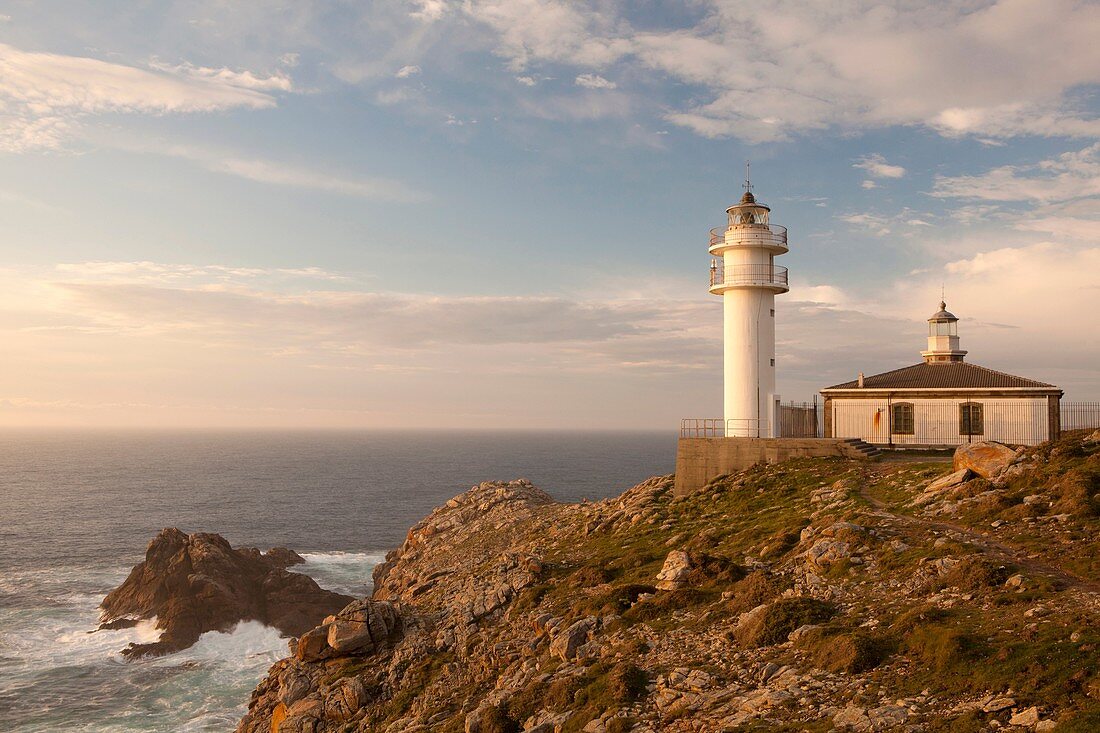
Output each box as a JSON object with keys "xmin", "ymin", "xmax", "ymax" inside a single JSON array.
[
  {"xmin": 238, "ymin": 431, "xmax": 1100, "ymax": 733},
  {"xmin": 101, "ymin": 528, "xmax": 354, "ymax": 657}
]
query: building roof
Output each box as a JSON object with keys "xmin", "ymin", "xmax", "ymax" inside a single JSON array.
[{"xmin": 823, "ymin": 361, "xmax": 1057, "ymax": 391}]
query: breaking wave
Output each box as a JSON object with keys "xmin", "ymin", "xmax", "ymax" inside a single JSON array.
[{"xmin": 0, "ymin": 551, "xmax": 381, "ymax": 732}]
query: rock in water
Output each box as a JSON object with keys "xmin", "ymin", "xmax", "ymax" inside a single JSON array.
[{"xmin": 100, "ymin": 528, "xmax": 353, "ymax": 658}]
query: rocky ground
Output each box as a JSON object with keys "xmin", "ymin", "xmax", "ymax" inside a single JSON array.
[
  {"xmin": 101, "ymin": 528, "xmax": 353, "ymax": 657},
  {"xmin": 237, "ymin": 430, "xmax": 1100, "ymax": 733}
]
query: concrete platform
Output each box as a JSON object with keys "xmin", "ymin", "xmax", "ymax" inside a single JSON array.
[{"xmin": 674, "ymin": 437, "xmax": 879, "ymax": 496}]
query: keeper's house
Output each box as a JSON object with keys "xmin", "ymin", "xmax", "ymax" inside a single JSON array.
[{"xmin": 820, "ymin": 301, "xmax": 1062, "ymax": 448}]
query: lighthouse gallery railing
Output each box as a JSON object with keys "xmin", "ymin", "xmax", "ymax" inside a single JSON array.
[
  {"xmin": 709, "ymin": 225, "xmax": 788, "ymax": 250},
  {"xmin": 709, "ymin": 263, "xmax": 789, "ymax": 288}
]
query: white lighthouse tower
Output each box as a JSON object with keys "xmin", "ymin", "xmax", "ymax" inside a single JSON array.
[{"xmin": 708, "ymin": 170, "xmax": 789, "ymax": 437}]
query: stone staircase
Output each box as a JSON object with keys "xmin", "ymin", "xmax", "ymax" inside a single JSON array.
[{"xmin": 839, "ymin": 438, "xmax": 883, "ymax": 460}]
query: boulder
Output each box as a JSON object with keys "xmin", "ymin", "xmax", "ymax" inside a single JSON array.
[
  {"xmin": 981, "ymin": 696, "xmax": 1016, "ymax": 713},
  {"xmin": 550, "ymin": 617, "xmax": 598, "ymax": 661},
  {"xmin": 296, "ymin": 599, "xmax": 403, "ymax": 661},
  {"xmin": 1009, "ymin": 707, "xmax": 1041, "ymax": 726},
  {"xmin": 953, "ymin": 442, "xmax": 1018, "ymax": 480},
  {"xmin": 655, "ymin": 550, "xmax": 693, "ymax": 591},
  {"xmin": 100, "ymin": 528, "xmax": 353, "ymax": 658},
  {"xmin": 927, "ymin": 468, "xmax": 973, "ymax": 492},
  {"xmin": 326, "ymin": 599, "xmax": 404, "ymax": 655}
]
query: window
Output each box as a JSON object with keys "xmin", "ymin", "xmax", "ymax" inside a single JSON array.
[
  {"xmin": 770, "ymin": 358, "xmax": 775, "ymax": 366},
  {"xmin": 770, "ymin": 309, "xmax": 775, "ymax": 317},
  {"xmin": 959, "ymin": 402, "xmax": 984, "ymax": 435},
  {"xmin": 891, "ymin": 402, "xmax": 914, "ymax": 435}
]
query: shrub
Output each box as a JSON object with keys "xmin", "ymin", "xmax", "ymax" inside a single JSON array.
[
  {"xmin": 1052, "ymin": 469, "xmax": 1100, "ymax": 518},
  {"xmin": 890, "ymin": 606, "xmax": 952, "ymax": 635},
  {"xmin": 734, "ymin": 597, "xmax": 836, "ymax": 647},
  {"xmin": 623, "ymin": 588, "xmax": 708, "ymax": 623},
  {"xmin": 727, "ymin": 570, "xmax": 786, "ymax": 616},
  {"xmin": 939, "ymin": 556, "xmax": 1010, "ymax": 592},
  {"xmin": 572, "ymin": 584, "xmax": 656, "ymax": 616},
  {"xmin": 606, "ymin": 662, "xmax": 647, "ymax": 704},
  {"xmin": 569, "ymin": 565, "xmax": 613, "ymax": 588},
  {"xmin": 685, "ymin": 553, "xmax": 746, "ymax": 586},
  {"xmin": 803, "ymin": 629, "xmax": 893, "ymax": 673},
  {"xmin": 607, "ymin": 547, "xmax": 659, "ymax": 574},
  {"xmin": 903, "ymin": 623, "xmax": 976, "ymax": 673},
  {"xmin": 479, "ymin": 703, "xmax": 521, "ymax": 733},
  {"xmin": 545, "ymin": 676, "xmax": 582, "ymax": 709}
]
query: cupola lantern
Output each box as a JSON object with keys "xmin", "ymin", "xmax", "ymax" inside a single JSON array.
[{"xmin": 921, "ymin": 300, "xmax": 967, "ymax": 363}]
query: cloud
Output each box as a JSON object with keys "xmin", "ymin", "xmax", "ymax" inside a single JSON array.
[
  {"xmin": 574, "ymin": 73, "xmax": 616, "ymax": 89},
  {"xmin": 854, "ymin": 153, "xmax": 906, "ymax": 179},
  {"xmin": 0, "ymin": 42, "xmax": 291, "ymax": 152},
  {"xmin": 113, "ymin": 141, "xmax": 427, "ymax": 202},
  {"xmin": 395, "ymin": 64, "xmax": 421, "ymax": 78},
  {"xmin": 932, "ymin": 143, "xmax": 1100, "ymax": 203},
  {"xmin": 514, "ymin": 75, "xmax": 537, "ymax": 86},
  {"xmin": 458, "ymin": 0, "xmax": 1100, "ymax": 143},
  {"xmin": 861, "ymin": 180, "xmax": 877, "ymax": 190},
  {"xmin": 839, "ymin": 212, "xmax": 892, "ymax": 236},
  {"xmin": 410, "ymin": 0, "xmax": 451, "ymax": 22},
  {"xmin": 147, "ymin": 60, "xmax": 293, "ymax": 91},
  {"xmin": 53, "ymin": 261, "xmax": 349, "ymax": 286},
  {"xmin": 1, "ymin": 250, "xmax": 1096, "ymax": 428}
]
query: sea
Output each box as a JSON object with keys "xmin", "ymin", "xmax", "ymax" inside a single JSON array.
[{"xmin": 0, "ymin": 430, "xmax": 675, "ymax": 732}]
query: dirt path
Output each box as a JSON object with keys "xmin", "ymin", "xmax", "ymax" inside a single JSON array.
[{"xmin": 856, "ymin": 472, "xmax": 1100, "ymax": 595}]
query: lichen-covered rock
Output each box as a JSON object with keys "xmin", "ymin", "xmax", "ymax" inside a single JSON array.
[
  {"xmin": 953, "ymin": 441, "xmax": 1018, "ymax": 479},
  {"xmin": 655, "ymin": 550, "xmax": 693, "ymax": 591}
]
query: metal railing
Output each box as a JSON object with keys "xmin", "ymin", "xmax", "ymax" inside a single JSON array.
[
  {"xmin": 709, "ymin": 263, "xmax": 789, "ymax": 289},
  {"xmin": 830, "ymin": 399, "xmax": 1052, "ymax": 447},
  {"xmin": 680, "ymin": 418, "xmax": 770, "ymax": 438},
  {"xmin": 709, "ymin": 225, "xmax": 788, "ymax": 251},
  {"xmin": 779, "ymin": 400, "xmax": 821, "ymax": 438},
  {"xmin": 1062, "ymin": 402, "xmax": 1100, "ymax": 430}
]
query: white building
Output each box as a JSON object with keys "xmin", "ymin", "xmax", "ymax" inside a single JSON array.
[
  {"xmin": 708, "ymin": 180, "xmax": 789, "ymax": 437},
  {"xmin": 820, "ymin": 301, "xmax": 1062, "ymax": 447}
]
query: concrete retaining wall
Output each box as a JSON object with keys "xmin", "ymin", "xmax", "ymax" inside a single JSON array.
[{"xmin": 674, "ymin": 437, "xmax": 869, "ymax": 496}]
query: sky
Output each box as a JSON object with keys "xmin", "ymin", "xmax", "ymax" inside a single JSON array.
[{"xmin": 0, "ymin": 0, "xmax": 1097, "ymax": 429}]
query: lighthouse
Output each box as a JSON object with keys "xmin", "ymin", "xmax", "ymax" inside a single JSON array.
[{"xmin": 708, "ymin": 171, "xmax": 789, "ymax": 437}]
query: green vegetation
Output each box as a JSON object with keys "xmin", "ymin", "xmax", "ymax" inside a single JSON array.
[{"xmin": 734, "ymin": 597, "xmax": 836, "ymax": 647}]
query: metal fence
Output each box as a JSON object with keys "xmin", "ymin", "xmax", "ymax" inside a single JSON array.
[
  {"xmin": 778, "ymin": 400, "xmax": 820, "ymax": 438},
  {"xmin": 680, "ymin": 418, "xmax": 770, "ymax": 438},
  {"xmin": 830, "ymin": 398, "xmax": 1051, "ymax": 447},
  {"xmin": 682, "ymin": 399, "xmax": 1096, "ymax": 445},
  {"xmin": 708, "ymin": 262, "xmax": 789, "ymax": 289},
  {"xmin": 1062, "ymin": 402, "xmax": 1100, "ymax": 430}
]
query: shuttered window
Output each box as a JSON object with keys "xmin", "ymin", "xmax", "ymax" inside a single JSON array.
[
  {"xmin": 959, "ymin": 402, "xmax": 984, "ymax": 435},
  {"xmin": 891, "ymin": 403, "xmax": 915, "ymax": 435}
]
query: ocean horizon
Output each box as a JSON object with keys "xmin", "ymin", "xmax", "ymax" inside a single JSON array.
[{"xmin": 0, "ymin": 429, "xmax": 676, "ymax": 732}]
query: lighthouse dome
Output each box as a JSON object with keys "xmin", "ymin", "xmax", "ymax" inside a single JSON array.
[{"xmin": 929, "ymin": 301, "xmax": 957, "ymax": 321}]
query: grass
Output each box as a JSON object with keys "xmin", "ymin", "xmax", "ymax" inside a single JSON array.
[
  {"xmin": 353, "ymin": 434, "xmax": 1100, "ymax": 732},
  {"xmin": 734, "ymin": 597, "xmax": 836, "ymax": 647}
]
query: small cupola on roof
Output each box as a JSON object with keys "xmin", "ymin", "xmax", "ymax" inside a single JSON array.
[{"xmin": 920, "ymin": 299, "xmax": 967, "ymax": 364}]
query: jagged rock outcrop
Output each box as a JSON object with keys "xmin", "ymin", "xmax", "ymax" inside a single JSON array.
[
  {"xmin": 236, "ymin": 433, "xmax": 1100, "ymax": 733},
  {"xmin": 100, "ymin": 528, "xmax": 353, "ymax": 657}
]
